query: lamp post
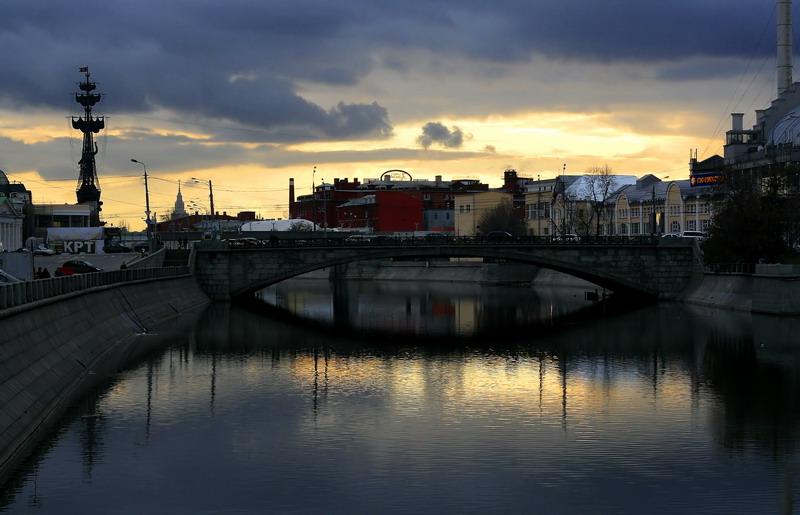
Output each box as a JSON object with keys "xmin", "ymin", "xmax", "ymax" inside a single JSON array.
[
  {"xmin": 312, "ymin": 166, "xmax": 317, "ymax": 231},
  {"xmin": 192, "ymin": 177, "xmax": 216, "ymax": 240},
  {"xmin": 130, "ymin": 158, "xmax": 153, "ymax": 251}
]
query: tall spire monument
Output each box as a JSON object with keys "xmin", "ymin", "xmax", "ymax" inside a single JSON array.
[{"xmin": 72, "ymin": 66, "xmax": 104, "ymax": 226}]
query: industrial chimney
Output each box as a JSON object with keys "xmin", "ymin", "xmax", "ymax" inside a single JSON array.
[{"xmin": 777, "ymin": 0, "xmax": 792, "ymax": 95}]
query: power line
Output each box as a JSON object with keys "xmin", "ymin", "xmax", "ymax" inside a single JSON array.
[{"xmin": 700, "ymin": 5, "xmax": 776, "ymax": 160}]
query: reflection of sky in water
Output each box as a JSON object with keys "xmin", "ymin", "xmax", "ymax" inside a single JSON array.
[{"xmin": 2, "ymin": 298, "xmax": 799, "ymax": 514}]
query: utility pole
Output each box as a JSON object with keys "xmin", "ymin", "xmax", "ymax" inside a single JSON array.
[
  {"xmin": 651, "ymin": 185, "xmax": 657, "ymax": 235},
  {"xmin": 131, "ymin": 159, "xmax": 153, "ymax": 251},
  {"xmin": 537, "ymin": 174, "xmax": 542, "ymax": 237},
  {"xmin": 192, "ymin": 177, "xmax": 216, "ymax": 240},
  {"xmin": 312, "ymin": 166, "xmax": 317, "ymax": 231}
]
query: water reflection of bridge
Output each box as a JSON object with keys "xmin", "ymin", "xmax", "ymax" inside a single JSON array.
[{"xmin": 193, "ymin": 237, "xmax": 702, "ymax": 301}]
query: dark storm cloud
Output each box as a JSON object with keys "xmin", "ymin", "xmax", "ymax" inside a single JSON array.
[
  {"xmin": 417, "ymin": 122, "xmax": 467, "ymax": 149},
  {"xmin": 0, "ymin": 0, "xmax": 777, "ymax": 142}
]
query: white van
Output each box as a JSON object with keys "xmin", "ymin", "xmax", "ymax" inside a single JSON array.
[{"xmin": 0, "ymin": 269, "xmax": 21, "ymax": 283}]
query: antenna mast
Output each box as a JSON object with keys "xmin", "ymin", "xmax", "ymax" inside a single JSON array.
[{"xmin": 777, "ymin": 0, "xmax": 793, "ymax": 95}]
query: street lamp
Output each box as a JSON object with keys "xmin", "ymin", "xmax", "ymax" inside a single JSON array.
[
  {"xmin": 192, "ymin": 177, "xmax": 216, "ymax": 240},
  {"xmin": 320, "ymin": 177, "xmax": 328, "ymax": 235},
  {"xmin": 188, "ymin": 200, "xmax": 208, "ymax": 215},
  {"xmin": 130, "ymin": 158, "xmax": 154, "ymax": 252}
]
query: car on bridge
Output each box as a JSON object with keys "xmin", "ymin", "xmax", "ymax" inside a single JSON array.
[
  {"xmin": 484, "ymin": 231, "xmax": 516, "ymax": 242},
  {"xmin": 226, "ymin": 237, "xmax": 262, "ymax": 248},
  {"xmin": 424, "ymin": 232, "xmax": 451, "ymax": 243},
  {"xmin": 54, "ymin": 259, "xmax": 103, "ymax": 276},
  {"xmin": 345, "ymin": 234, "xmax": 373, "ymax": 243}
]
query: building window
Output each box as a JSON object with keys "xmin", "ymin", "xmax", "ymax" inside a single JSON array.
[
  {"xmin": 423, "ymin": 194, "xmax": 431, "ymax": 200},
  {"xmin": 687, "ymin": 219, "xmax": 696, "ymax": 231},
  {"xmin": 670, "ymin": 221, "xmax": 680, "ymax": 233},
  {"xmin": 466, "ymin": 205, "xmax": 471, "ymax": 212},
  {"xmin": 631, "ymin": 207, "xmax": 640, "ymax": 218},
  {"xmin": 701, "ymin": 219, "xmax": 710, "ymax": 231},
  {"xmin": 632, "ymin": 223, "xmax": 640, "ymax": 234},
  {"xmin": 619, "ymin": 223, "xmax": 627, "ymax": 234}
]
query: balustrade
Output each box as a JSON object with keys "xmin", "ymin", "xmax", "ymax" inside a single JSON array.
[{"xmin": 0, "ymin": 266, "xmax": 191, "ymax": 312}]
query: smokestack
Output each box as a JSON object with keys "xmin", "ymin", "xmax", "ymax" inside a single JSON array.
[
  {"xmin": 731, "ymin": 113, "xmax": 744, "ymax": 131},
  {"xmin": 777, "ymin": 0, "xmax": 792, "ymax": 95},
  {"xmin": 289, "ymin": 178, "xmax": 295, "ymax": 205}
]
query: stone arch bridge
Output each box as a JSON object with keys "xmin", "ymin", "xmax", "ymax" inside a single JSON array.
[{"xmin": 193, "ymin": 239, "xmax": 702, "ymax": 302}]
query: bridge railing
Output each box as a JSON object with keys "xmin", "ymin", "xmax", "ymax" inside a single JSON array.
[
  {"xmin": 211, "ymin": 234, "xmax": 660, "ymax": 250},
  {"xmin": 0, "ymin": 266, "xmax": 191, "ymax": 312},
  {"xmin": 707, "ymin": 263, "xmax": 756, "ymax": 275}
]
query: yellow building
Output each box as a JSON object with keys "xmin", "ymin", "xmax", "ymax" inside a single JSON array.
[
  {"xmin": 613, "ymin": 177, "xmax": 715, "ymax": 236},
  {"xmin": 523, "ymin": 178, "xmax": 557, "ymax": 236},
  {"xmin": 454, "ymin": 191, "xmax": 512, "ymax": 236},
  {"xmin": 548, "ymin": 174, "xmax": 716, "ymax": 238}
]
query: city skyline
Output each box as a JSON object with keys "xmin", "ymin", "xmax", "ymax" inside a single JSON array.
[{"xmin": 0, "ymin": 1, "xmax": 787, "ymax": 230}]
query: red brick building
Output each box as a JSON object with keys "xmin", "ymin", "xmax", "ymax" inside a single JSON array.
[
  {"xmin": 336, "ymin": 191, "xmax": 423, "ymax": 232},
  {"xmin": 290, "ymin": 178, "xmax": 362, "ymax": 229},
  {"xmin": 289, "ymin": 173, "xmax": 489, "ymax": 232}
]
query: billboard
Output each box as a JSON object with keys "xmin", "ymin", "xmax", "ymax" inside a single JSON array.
[
  {"xmin": 47, "ymin": 228, "xmax": 103, "ymax": 254},
  {"xmin": 690, "ymin": 173, "xmax": 722, "ymax": 187}
]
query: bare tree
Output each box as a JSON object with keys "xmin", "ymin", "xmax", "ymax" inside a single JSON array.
[
  {"xmin": 477, "ymin": 198, "xmax": 527, "ymax": 236},
  {"xmin": 704, "ymin": 164, "xmax": 800, "ymax": 265},
  {"xmin": 585, "ymin": 165, "xmax": 616, "ymax": 236}
]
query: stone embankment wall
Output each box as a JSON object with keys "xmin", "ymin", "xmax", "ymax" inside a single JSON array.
[
  {"xmin": 681, "ymin": 264, "xmax": 800, "ymax": 315},
  {"xmin": 0, "ymin": 276, "xmax": 209, "ymax": 482}
]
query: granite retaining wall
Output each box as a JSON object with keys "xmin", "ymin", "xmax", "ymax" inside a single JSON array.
[{"xmin": 0, "ymin": 276, "xmax": 210, "ymax": 482}]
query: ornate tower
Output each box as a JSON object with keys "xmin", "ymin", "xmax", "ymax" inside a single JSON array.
[
  {"xmin": 173, "ymin": 180, "xmax": 188, "ymax": 218},
  {"xmin": 72, "ymin": 67, "xmax": 104, "ymax": 225}
]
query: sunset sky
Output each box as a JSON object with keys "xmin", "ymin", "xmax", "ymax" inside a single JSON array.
[{"xmin": 0, "ymin": 1, "xmax": 789, "ymax": 230}]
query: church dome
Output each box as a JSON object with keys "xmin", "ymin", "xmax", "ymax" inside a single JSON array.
[
  {"xmin": 769, "ymin": 105, "xmax": 800, "ymax": 145},
  {"xmin": 0, "ymin": 170, "xmax": 8, "ymax": 185}
]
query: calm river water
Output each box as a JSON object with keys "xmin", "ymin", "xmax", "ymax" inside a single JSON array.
[{"xmin": 1, "ymin": 279, "xmax": 799, "ymax": 514}]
